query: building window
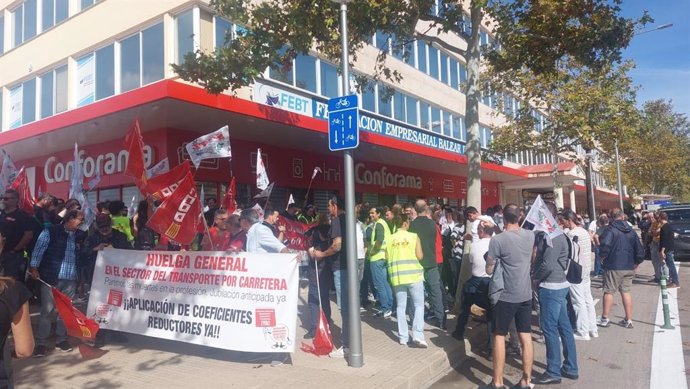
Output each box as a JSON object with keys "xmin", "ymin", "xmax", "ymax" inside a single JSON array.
[
  {"xmin": 416, "ymin": 41, "xmax": 427, "ymax": 73},
  {"xmin": 449, "ymin": 58, "xmax": 459, "ymax": 89},
  {"xmin": 295, "ymin": 54, "xmax": 317, "ymax": 93},
  {"xmin": 431, "ymin": 106, "xmax": 441, "ymax": 133},
  {"xmin": 214, "ymin": 16, "xmax": 233, "ymax": 48},
  {"xmin": 80, "ymin": 0, "xmax": 96, "ymax": 11},
  {"xmin": 362, "ymin": 86, "xmax": 375, "ymax": 112},
  {"xmin": 405, "ymin": 95, "xmax": 418, "ymax": 126},
  {"xmin": 24, "ymin": 0, "xmax": 38, "ymax": 41},
  {"xmin": 13, "ymin": 5, "xmax": 24, "ymax": 47},
  {"xmin": 378, "ymin": 87, "xmax": 392, "ymax": 117},
  {"xmin": 122, "ymin": 22, "xmax": 164, "ymax": 92},
  {"xmin": 0, "ymin": 16, "xmax": 4, "ymax": 55},
  {"xmin": 9, "ymin": 78, "xmax": 37, "ymax": 129},
  {"xmin": 95, "ymin": 44, "xmax": 114, "ymax": 100},
  {"xmin": 120, "ymin": 34, "xmax": 140, "ymax": 93},
  {"xmin": 38, "ymin": 66, "xmax": 67, "ymax": 119},
  {"xmin": 428, "ymin": 45, "xmax": 439, "ymax": 79},
  {"xmin": 443, "ymin": 111, "xmax": 452, "ymax": 136},
  {"xmin": 452, "ymin": 115, "xmax": 461, "ymax": 140},
  {"xmin": 374, "ymin": 31, "xmax": 389, "ymax": 51},
  {"xmin": 142, "ymin": 23, "xmax": 164, "ymax": 85},
  {"xmin": 459, "ymin": 63, "xmax": 467, "ymax": 83},
  {"xmin": 320, "ymin": 61, "xmax": 339, "ymax": 98},
  {"xmin": 42, "ymin": 0, "xmax": 69, "ymax": 31},
  {"xmin": 176, "ymin": 9, "xmax": 195, "ymax": 64},
  {"xmin": 268, "ymin": 47, "xmax": 293, "ymax": 84},
  {"xmin": 440, "ymin": 52, "xmax": 449, "ymax": 84},
  {"xmin": 419, "ymin": 101, "xmax": 430, "ymax": 130},
  {"xmin": 393, "ymin": 91, "xmax": 405, "ymax": 122}
]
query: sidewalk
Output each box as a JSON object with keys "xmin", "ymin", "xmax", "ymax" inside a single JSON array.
[{"xmin": 14, "ymin": 285, "xmax": 471, "ymax": 389}]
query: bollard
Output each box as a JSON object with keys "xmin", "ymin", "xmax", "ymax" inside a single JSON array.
[{"xmin": 660, "ymin": 265, "xmax": 675, "ymax": 330}]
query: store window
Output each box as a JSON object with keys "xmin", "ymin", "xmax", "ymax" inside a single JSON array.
[
  {"xmin": 320, "ymin": 61, "xmax": 339, "ymax": 98},
  {"xmin": 214, "ymin": 16, "xmax": 233, "ymax": 48},
  {"xmin": 176, "ymin": 9, "xmax": 195, "ymax": 64},
  {"xmin": 295, "ymin": 54, "xmax": 317, "ymax": 93},
  {"xmin": 95, "ymin": 44, "xmax": 114, "ymax": 100}
]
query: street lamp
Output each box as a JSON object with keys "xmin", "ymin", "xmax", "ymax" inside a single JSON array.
[
  {"xmin": 634, "ymin": 23, "xmax": 673, "ymax": 36},
  {"xmin": 331, "ymin": 0, "xmax": 363, "ymax": 369}
]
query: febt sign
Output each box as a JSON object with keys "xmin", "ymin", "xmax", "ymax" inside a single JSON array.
[{"xmin": 44, "ymin": 146, "xmax": 154, "ymax": 184}]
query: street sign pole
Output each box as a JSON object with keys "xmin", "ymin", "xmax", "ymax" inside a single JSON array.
[{"xmin": 333, "ymin": 0, "xmax": 363, "ymax": 368}]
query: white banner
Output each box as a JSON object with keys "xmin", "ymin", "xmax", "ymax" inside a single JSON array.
[
  {"xmin": 87, "ymin": 249, "xmax": 299, "ymax": 353},
  {"xmin": 77, "ymin": 54, "xmax": 96, "ymax": 107}
]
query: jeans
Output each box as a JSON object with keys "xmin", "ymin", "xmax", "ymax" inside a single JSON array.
[
  {"xmin": 308, "ymin": 266, "xmax": 332, "ymax": 332},
  {"xmin": 370, "ymin": 260, "xmax": 393, "ymax": 312},
  {"xmin": 333, "ymin": 268, "xmax": 350, "ymax": 346},
  {"xmin": 593, "ymin": 246, "xmax": 603, "ymax": 276},
  {"xmin": 424, "ymin": 266, "xmax": 445, "ymax": 321},
  {"xmin": 360, "ymin": 258, "xmax": 376, "ymax": 304},
  {"xmin": 663, "ymin": 250, "xmax": 680, "ymax": 285},
  {"xmin": 454, "ymin": 276, "xmax": 490, "ymax": 338},
  {"xmin": 37, "ymin": 280, "xmax": 78, "ymax": 346},
  {"xmin": 651, "ymin": 241, "xmax": 663, "ymax": 281},
  {"xmin": 394, "ymin": 282, "xmax": 425, "ymax": 343},
  {"xmin": 538, "ymin": 287, "xmax": 578, "ymax": 378}
]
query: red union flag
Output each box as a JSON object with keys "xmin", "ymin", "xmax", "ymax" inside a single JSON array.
[
  {"xmin": 11, "ymin": 167, "xmax": 34, "ymax": 215},
  {"xmin": 144, "ymin": 160, "xmax": 191, "ymax": 201},
  {"xmin": 276, "ymin": 215, "xmax": 313, "ymax": 251},
  {"xmin": 222, "ymin": 176, "xmax": 237, "ymax": 214},
  {"xmin": 124, "ymin": 119, "xmax": 148, "ymax": 192},
  {"xmin": 52, "ymin": 287, "xmax": 99, "ymax": 342},
  {"xmin": 146, "ymin": 172, "xmax": 201, "ymax": 245}
]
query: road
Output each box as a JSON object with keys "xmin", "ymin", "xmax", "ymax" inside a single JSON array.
[{"xmin": 431, "ymin": 260, "xmax": 690, "ymax": 389}]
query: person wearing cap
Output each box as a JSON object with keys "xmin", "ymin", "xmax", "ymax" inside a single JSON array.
[
  {"xmin": 298, "ymin": 204, "xmax": 318, "ymax": 225},
  {"xmin": 81, "ymin": 214, "xmax": 132, "ymax": 290}
]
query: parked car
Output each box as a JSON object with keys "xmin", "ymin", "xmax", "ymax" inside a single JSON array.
[{"xmin": 660, "ymin": 205, "xmax": 690, "ymax": 260}]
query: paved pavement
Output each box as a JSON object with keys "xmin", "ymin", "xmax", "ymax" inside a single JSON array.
[
  {"xmin": 431, "ymin": 260, "xmax": 690, "ymax": 389},
  {"xmin": 13, "ymin": 281, "xmax": 472, "ymax": 389}
]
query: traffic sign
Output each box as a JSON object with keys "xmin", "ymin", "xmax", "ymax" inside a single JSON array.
[{"xmin": 328, "ymin": 94, "xmax": 359, "ymax": 151}]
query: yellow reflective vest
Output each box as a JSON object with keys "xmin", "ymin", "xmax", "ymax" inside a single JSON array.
[
  {"xmin": 369, "ymin": 218, "xmax": 391, "ymax": 262},
  {"xmin": 385, "ymin": 230, "xmax": 424, "ymax": 286}
]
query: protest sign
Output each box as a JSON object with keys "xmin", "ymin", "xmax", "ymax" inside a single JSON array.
[{"xmin": 87, "ymin": 249, "xmax": 299, "ymax": 353}]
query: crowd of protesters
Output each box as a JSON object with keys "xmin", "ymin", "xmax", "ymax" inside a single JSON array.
[{"xmin": 0, "ymin": 185, "xmax": 665, "ymax": 387}]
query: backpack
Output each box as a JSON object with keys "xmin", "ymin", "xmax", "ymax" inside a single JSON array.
[{"xmin": 564, "ymin": 234, "xmax": 583, "ymax": 284}]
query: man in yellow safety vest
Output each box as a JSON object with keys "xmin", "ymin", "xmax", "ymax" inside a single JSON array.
[{"xmin": 368, "ymin": 207, "xmax": 393, "ymax": 318}]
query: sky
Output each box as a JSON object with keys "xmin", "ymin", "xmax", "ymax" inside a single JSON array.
[{"xmin": 619, "ymin": 0, "xmax": 690, "ymax": 117}]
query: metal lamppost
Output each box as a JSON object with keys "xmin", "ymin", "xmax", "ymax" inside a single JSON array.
[{"xmin": 332, "ymin": 0, "xmax": 363, "ymax": 368}]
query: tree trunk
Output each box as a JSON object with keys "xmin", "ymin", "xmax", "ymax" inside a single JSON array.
[{"xmin": 454, "ymin": 2, "xmax": 483, "ymax": 314}]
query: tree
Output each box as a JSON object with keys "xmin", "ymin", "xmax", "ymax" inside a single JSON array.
[
  {"xmin": 487, "ymin": 60, "xmax": 640, "ymax": 208},
  {"xmin": 602, "ymin": 100, "xmax": 690, "ymax": 201}
]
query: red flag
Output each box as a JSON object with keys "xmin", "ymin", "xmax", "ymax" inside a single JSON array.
[
  {"xmin": 222, "ymin": 176, "xmax": 237, "ymax": 214},
  {"xmin": 146, "ymin": 172, "xmax": 201, "ymax": 245},
  {"xmin": 124, "ymin": 119, "xmax": 148, "ymax": 192},
  {"xmin": 11, "ymin": 168, "xmax": 34, "ymax": 215},
  {"xmin": 144, "ymin": 160, "xmax": 191, "ymax": 201},
  {"xmin": 52, "ymin": 287, "xmax": 100, "ymax": 342},
  {"xmin": 300, "ymin": 310, "xmax": 334, "ymax": 356},
  {"xmin": 276, "ymin": 215, "xmax": 315, "ymax": 251}
]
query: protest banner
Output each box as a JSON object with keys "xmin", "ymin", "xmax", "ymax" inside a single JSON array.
[{"xmin": 87, "ymin": 249, "xmax": 299, "ymax": 353}]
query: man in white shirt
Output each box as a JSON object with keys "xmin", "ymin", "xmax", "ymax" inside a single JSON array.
[
  {"xmin": 452, "ymin": 219, "xmax": 494, "ymax": 341},
  {"xmin": 241, "ymin": 208, "xmax": 288, "ymax": 254}
]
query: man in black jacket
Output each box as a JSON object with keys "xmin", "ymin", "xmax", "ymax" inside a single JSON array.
[
  {"xmin": 81, "ymin": 214, "xmax": 132, "ymax": 291},
  {"xmin": 597, "ymin": 208, "xmax": 644, "ymax": 329}
]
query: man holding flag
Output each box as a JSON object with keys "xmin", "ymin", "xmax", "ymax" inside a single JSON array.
[{"xmin": 29, "ymin": 209, "xmax": 86, "ymax": 357}]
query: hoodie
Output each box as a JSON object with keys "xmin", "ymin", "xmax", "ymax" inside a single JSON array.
[{"xmin": 599, "ymin": 220, "xmax": 644, "ymax": 270}]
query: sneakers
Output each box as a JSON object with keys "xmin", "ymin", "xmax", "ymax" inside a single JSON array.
[
  {"xmin": 374, "ymin": 310, "xmax": 392, "ymax": 318},
  {"xmin": 596, "ymin": 316, "xmax": 610, "ymax": 327},
  {"xmin": 56, "ymin": 341, "xmax": 73, "ymax": 352},
  {"xmin": 412, "ymin": 338, "xmax": 428, "ymax": 348},
  {"xmin": 32, "ymin": 345, "xmax": 47, "ymax": 358},
  {"xmin": 590, "ymin": 331, "xmax": 599, "ymax": 338},
  {"xmin": 303, "ymin": 330, "xmax": 315, "ymax": 340},
  {"xmin": 328, "ymin": 347, "xmax": 349, "ymax": 358},
  {"xmin": 573, "ymin": 332, "xmax": 591, "ymax": 341},
  {"xmin": 618, "ymin": 319, "xmax": 634, "ymax": 328}
]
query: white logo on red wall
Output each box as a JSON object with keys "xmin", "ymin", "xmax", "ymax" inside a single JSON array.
[
  {"xmin": 443, "ymin": 179, "xmax": 455, "ymax": 193},
  {"xmin": 44, "ymin": 146, "xmax": 154, "ymax": 184}
]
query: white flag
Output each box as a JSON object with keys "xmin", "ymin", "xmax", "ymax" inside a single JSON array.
[
  {"xmin": 256, "ymin": 148, "xmax": 269, "ymax": 190},
  {"xmin": 286, "ymin": 194, "xmax": 295, "ymax": 211},
  {"xmin": 311, "ymin": 166, "xmax": 322, "ymax": 180},
  {"xmin": 127, "ymin": 195, "xmax": 138, "ymax": 219},
  {"xmin": 85, "ymin": 168, "xmax": 101, "ymax": 192},
  {"xmin": 68, "ymin": 143, "xmax": 85, "ymax": 205},
  {"xmin": 252, "ymin": 203, "xmax": 265, "ymax": 220},
  {"xmin": 185, "ymin": 125, "xmax": 232, "ymax": 168},
  {"xmin": 0, "ymin": 153, "xmax": 18, "ymax": 194},
  {"xmin": 147, "ymin": 157, "xmax": 170, "ymax": 178},
  {"xmin": 80, "ymin": 193, "xmax": 97, "ymax": 231},
  {"xmin": 524, "ymin": 195, "xmax": 563, "ymax": 246}
]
